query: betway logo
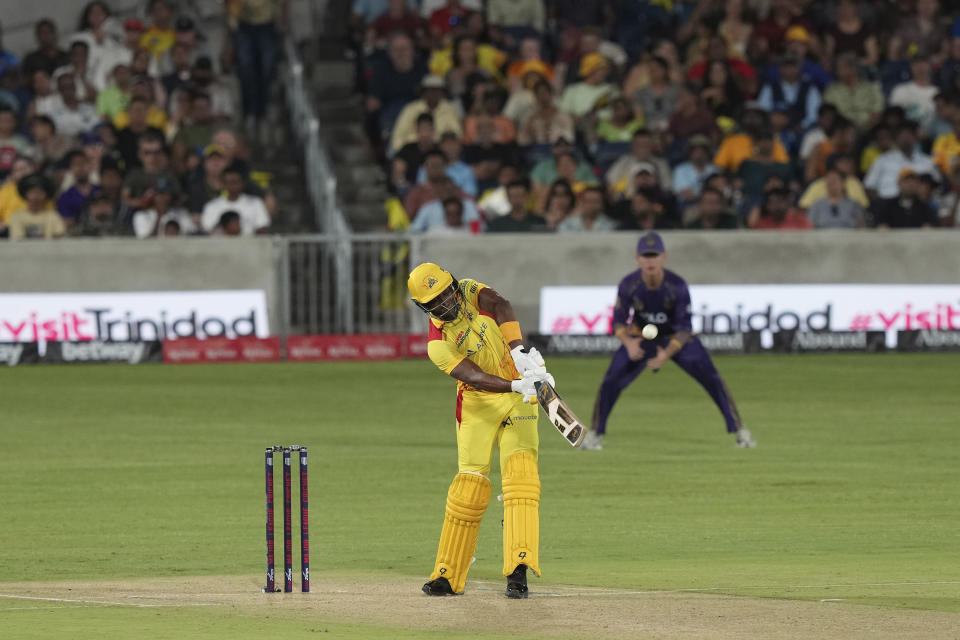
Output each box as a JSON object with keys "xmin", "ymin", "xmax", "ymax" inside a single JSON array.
[
  {"xmin": 0, "ymin": 343, "xmax": 24, "ymax": 366},
  {"xmin": 61, "ymin": 341, "xmax": 147, "ymax": 363}
]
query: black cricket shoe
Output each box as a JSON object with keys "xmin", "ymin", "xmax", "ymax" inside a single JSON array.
[
  {"xmin": 505, "ymin": 564, "xmax": 528, "ymax": 599},
  {"xmin": 422, "ymin": 577, "xmax": 457, "ymax": 596}
]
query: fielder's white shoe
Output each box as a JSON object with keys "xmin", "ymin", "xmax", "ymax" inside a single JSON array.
[
  {"xmin": 580, "ymin": 430, "xmax": 603, "ymax": 451},
  {"xmin": 735, "ymin": 428, "xmax": 756, "ymax": 448}
]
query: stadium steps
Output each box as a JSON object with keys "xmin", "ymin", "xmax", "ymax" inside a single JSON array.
[{"xmin": 310, "ymin": 59, "xmax": 390, "ymax": 232}]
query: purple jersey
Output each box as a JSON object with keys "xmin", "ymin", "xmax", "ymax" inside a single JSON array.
[{"xmin": 612, "ymin": 269, "xmax": 692, "ymax": 339}]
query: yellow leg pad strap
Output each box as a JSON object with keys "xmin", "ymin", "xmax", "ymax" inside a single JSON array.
[
  {"xmin": 430, "ymin": 472, "xmax": 491, "ymax": 594},
  {"xmin": 502, "ymin": 450, "xmax": 541, "ymax": 577}
]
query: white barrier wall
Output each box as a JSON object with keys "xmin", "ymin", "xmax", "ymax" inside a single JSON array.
[
  {"xmin": 3, "ymin": 232, "xmax": 959, "ymax": 336},
  {"xmin": 415, "ymin": 231, "xmax": 960, "ymax": 331},
  {"xmin": 1, "ymin": 238, "xmax": 281, "ymax": 331}
]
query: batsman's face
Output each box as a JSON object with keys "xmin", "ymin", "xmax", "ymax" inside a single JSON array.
[
  {"xmin": 423, "ymin": 285, "xmax": 461, "ymax": 322},
  {"xmin": 636, "ymin": 252, "xmax": 666, "ymax": 276}
]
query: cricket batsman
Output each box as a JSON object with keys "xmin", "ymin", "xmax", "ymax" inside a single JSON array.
[
  {"xmin": 408, "ymin": 262, "xmax": 553, "ymax": 599},
  {"xmin": 581, "ymin": 232, "xmax": 756, "ymax": 450}
]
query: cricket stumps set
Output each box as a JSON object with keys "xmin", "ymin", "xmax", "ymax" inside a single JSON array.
[{"xmin": 264, "ymin": 445, "xmax": 309, "ymax": 593}]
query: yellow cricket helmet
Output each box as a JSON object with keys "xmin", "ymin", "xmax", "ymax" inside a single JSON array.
[{"xmin": 408, "ymin": 262, "xmax": 455, "ymax": 304}]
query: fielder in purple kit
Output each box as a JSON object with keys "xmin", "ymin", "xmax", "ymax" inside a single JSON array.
[{"xmin": 580, "ymin": 232, "xmax": 756, "ymax": 451}]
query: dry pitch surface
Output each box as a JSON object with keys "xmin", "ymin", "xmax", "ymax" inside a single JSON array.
[{"xmin": 2, "ymin": 576, "xmax": 958, "ymax": 639}]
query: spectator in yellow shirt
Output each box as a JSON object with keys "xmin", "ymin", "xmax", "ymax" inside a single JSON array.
[
  {"xmin": 140, "ymin": 0, "xmax": 176, "ymax": 65},
  {"xmin": 713, "ymin": 106, "xmax": 789, "ymax": 173},
  {"xmin": 113, "ymin": 77, "xmax": 168, "ymax": 131},
  {"xmin": 0, "ymin": 156, "xmax": 38, "ymax": 227},
  {"xmin": 932, "ymin": 119, "xmax": 960, "ymax": 176}
]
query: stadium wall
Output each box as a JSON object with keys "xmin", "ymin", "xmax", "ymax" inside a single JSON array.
[
  {"xmin": 416, "ymin": 231, "xmax": 960, "ymax": 330},
  {"xmin": 1, "ymin": 237, "xmax": 282, "ymax": 330},
  {"xmin": 3, "ymin": 232, "xmax": 959, "ymax": 334}
]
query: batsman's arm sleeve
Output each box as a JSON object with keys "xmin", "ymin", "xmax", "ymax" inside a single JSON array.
[{"xmin": 427, "ymin": 339, "xmax": 465, "ymax": 375}]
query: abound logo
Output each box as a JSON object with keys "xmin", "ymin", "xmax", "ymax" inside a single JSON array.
[{"xmin": 0, "ymin": 291, "xmax": 270, "ymax": 342}]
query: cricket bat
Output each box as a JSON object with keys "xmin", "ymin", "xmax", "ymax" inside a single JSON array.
[{"xmin": 534, "ymin": 380, "xmax": 587, "ymax": 448}]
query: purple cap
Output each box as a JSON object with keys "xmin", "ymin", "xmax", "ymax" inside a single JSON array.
[{"xmin": 637, "ymin": 231, "xmax": 665, "ymax": 255}]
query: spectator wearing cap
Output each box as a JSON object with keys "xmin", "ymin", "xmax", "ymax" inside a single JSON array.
[
  {"xmin": 890, "ymin": 56, "xmax": 939, "ymax": 133},
  {"xmin": 517, "ymin": 79, "xmax": 573, "ymax": 146},
  {"xmin": 0, "ymin": 106, "xmax": 34, "ymax": 180},
  {"xmin": 530, "ymin": 133, "xmax": 596, "ymax": 208},
  {"xmin": 8, "ymin": 173, "xmax": 64, "ymax": 239},
  {"xmin": 389, "ymin": 75, "xmax": 462, "ymax": 153},
  {"xmin": 606, "ymin": 129, "xmax": 671, "ymax": 200},
  {"xmin": 799, "ymin": 154, "xmax": 869, "ymax": 210},
  {"xmin": 557, "ymin": 185, "xmax": 617, "ymax": 232},
  {"xmin": 46, "ymin": 72, "xmax": 100, "ymax": 139},
  {"xmin": 823, "ymin": 53, "xmax": 884, "ymax": 131},
  {"xmin": 750, "ymin": 188, "xmax": 812, "ymax": 230},
  {"xmin": 123, "ymin": 131, "xmax": 181, "ymax": 209},
  {"xmin": 713, "ymin": 106, "xmax": 790, "ymax": 174},
  {"xmin": 559, "ymin": 53, "xmax": 615, "ymax": 123},
  {"xmin": 502, "ymin": 60, "xmax": 551, "ymax": 127},
  {"xmin": 806, "ymin": 167, "xmax": 866, "ymax": 229},
  {"xmin": 409, "ymin": 183, "xmax": 482, "ymax": 233},
  {"xmin": 486, "ymin": 179, "xmax": 546, "ymax": 232},
  {"xmin": 171, "ymin": 92, "xmax": 220, "ymax": 174},
  {"xmin": 864, "ymin": 123, "xmax": 938, "ymax": 200},
  {"xmin": 56, "ymin": 150, "xmax": 100, "ymax": 225},
  {"xmin": 684, "ymin": 187, "xmax": 739, "ymax": 230},
  {"xmin": 229, "ymin": 0, "xmax": 288, "ymax": 140},
  {"xmin": 366, "ymin": 32, "xmax": 427, "ymax": 145},
  {"xmin": 201, "ymin": 160, "xmax": 270, "ymax": 235},
  {"xmin": 95, "ymin": 63, "xmax": 133, "ymax": 120},
  {"xmin": 764, "ymin": 26, "xmax": 831, "ymax": 92},
  {"xmin": 805, "ymin": 116, "xmax": 857, "ymax": 182},
  {"xmin": 757, "ymin": 54, "xmax": 821, "ymax": 132},
  {"xmin": 115, "ymin": 97, "xmax": 166, "ymax": 169},
  {"xmin": 133, "ymin": 176, "xmax": 195, "ymax": 238},
  {"xmin": 21, "ymin": 19, "xmax": 69, "ymax": 78},
  {"xmin": 825, "ymin": 0, "xmax": 879, "ymax": 68},
  {"xmin": 415, "ymin": 131, "xmax": 477, "ymax": 196},
  {"xmin": 566, "ymin": 27, "xmax": 628, "ymax": 86},
  {"xmin": 505, "ymin": 39, "xmax": 554, "ymax": 86},
  {"xmin": 672, "ymin": 135, "xmax": 719, "ymax": 208},
  {"xmin": 873, "ymin": 169, "xmax": 939, "ymax": 228}
]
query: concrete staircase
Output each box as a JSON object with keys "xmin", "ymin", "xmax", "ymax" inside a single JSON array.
[{"xmin": 311, "ymin": 60, "xmax": 390, "ymax": 232}]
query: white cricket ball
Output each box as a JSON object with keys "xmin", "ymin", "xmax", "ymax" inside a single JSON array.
[{"xmin": 641, "ymin": 324, "xmax": 659, "ymax": 340}]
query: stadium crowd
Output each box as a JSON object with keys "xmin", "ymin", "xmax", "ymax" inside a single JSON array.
[
  {"xmin": 354, "ymin": 0, "xmax": 960, "ymax": 233},
  {"xmin": 0, "ymin": 0, "xmax": 287, "ymax": 240}
]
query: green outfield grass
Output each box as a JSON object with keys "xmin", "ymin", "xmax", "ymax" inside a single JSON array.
[{"xmin": 1, "ymin": 354, "xmax": 958, "ymax": 638}]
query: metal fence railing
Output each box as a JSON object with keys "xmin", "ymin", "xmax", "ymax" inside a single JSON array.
[{"xmin": 274, "ymin": 234, "xmax": 424, "ymax": 337}]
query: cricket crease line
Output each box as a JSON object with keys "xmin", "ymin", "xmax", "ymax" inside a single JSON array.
[
  {"xmin": 0, "ymin": 594, "xmax": 215, "ymax": 608},
  {"xmin": 470, "ymin": 579, "xmax": 960, "ymax": 596}
]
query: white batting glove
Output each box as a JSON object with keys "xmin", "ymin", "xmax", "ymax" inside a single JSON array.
[
  {"xmin": 521, "ymin": 366, "xmax": 556, "ymax": 389},
  {"xmin": 510, "ymin": 377, "xmax": 538, "ymax": 403},
  {"xmin": 510, "ymin": 346, "xmax": 545, "ymax": 376}
]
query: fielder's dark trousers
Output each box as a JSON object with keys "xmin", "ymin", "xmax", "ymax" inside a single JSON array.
[{"xmin": 591, "ymin": 338, "xmax": 742, "ymax": 435}]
